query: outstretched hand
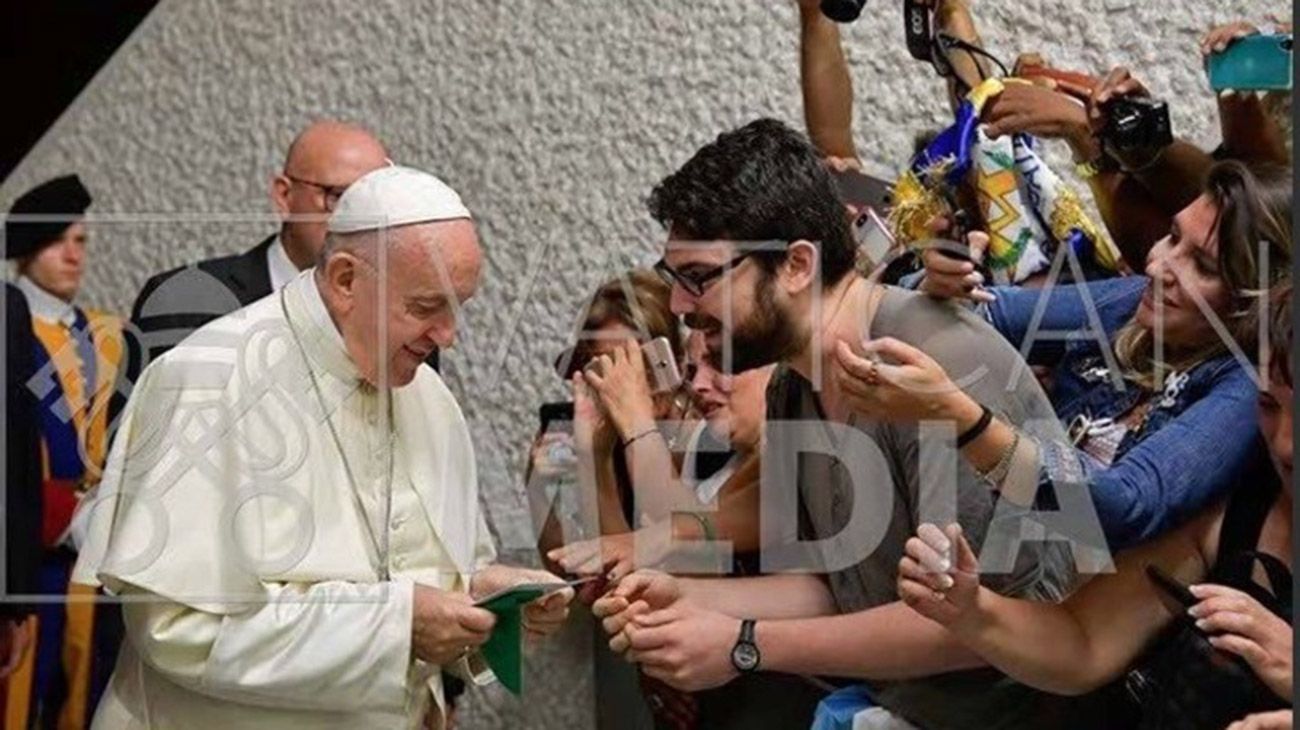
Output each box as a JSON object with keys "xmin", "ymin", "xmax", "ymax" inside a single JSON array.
[{"xmin": 897, "ymin": 523, "xmax": 982, "ymax": 628}]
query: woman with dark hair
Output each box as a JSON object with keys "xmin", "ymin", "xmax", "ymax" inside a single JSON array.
[
  {"xmin": 906, "ymin": 160, "xmax": 1291, "ymax": 548},
  {"xmin": 899, "ymin": 279, "xmax": 1293, "ymax": 729}
]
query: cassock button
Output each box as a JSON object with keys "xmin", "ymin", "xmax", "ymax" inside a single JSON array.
[
  {"xmin": 392, "ymin": 555, "xmax": 406, "ymax": 570},
  {"xmin": 391, "ymin": 514, "xmax": 405, "ymax": 531}
]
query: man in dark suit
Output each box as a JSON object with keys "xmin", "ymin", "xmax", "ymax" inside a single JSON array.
[{"xmin": 129, "ymin": 120, "xmax": 396, "ymax": 366}]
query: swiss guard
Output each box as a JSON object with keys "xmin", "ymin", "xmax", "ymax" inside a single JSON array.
[{"xmin": 4, "ymin": 174, "xmax": 124, "ymax": 729}]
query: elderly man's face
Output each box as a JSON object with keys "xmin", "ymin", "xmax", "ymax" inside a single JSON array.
[{"xmin": 343, "ymin": 220, "xmax": 482, "ymax": 387}]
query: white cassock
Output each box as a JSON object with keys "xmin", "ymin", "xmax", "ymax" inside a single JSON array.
[{"xmin": 73, "ymin": 270, "xmax": 496, "ymax": 729}]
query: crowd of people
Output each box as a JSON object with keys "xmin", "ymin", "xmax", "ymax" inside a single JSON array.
[{"xmin": 1, "ymin": 1, "xmax": 1293, "ymax": 729}]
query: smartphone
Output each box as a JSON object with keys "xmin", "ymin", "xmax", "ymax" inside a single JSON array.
[
  {"xmin": 933, "ymin": 208, "xmax": 975, "ymax": 263},
  {"xmin": 579, "ymin": 337, "xmax": 682, "ymax": 394},
  {"xmin": 1146, "ymin": 565, "xmax": 1199, "ymax": 617},
  {"xmin": 538, "ymin": 402, "xmax": 575, "ymax": 434},
  {"xmin": 833, "ymin": 169, "xmax": 892, "ymax": 212},
  {"xmin": 641, "ymin": 336, "xmax": 683, "ymax": 394},
  {"xmin": 1208, "ymin": 34, "xmax": 1294, "ymax": 91},
  {"xmin": 854, "ymin": 207, "xmax": 897, "ymax": 266}
]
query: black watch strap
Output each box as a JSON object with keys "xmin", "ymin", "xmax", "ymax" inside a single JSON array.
[
  {"xmin": 731, "ymin": 619, "xmax": 761, "ymax": 674},
  {"xmin": 739, "ymin": 618, "xmax": 756, "ymax": 644}
]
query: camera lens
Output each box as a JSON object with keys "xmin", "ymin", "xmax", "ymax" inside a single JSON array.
[{"xmin": 820, "ymin": 0, "xmax": 868, "ymax": 23}]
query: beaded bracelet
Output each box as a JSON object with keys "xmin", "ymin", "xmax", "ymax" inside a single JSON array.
[{"xmin": 978, "ymin": 430, "xmax": 1022, "ymax": 489}]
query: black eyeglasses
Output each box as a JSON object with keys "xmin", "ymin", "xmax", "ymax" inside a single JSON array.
[
  {"xmin": 654, "ymin": 249, "xmax": 764, "ymax": 297},
  {"xmin": 284, "ymin": 173, "xmax": 348, "ymax": 212}
]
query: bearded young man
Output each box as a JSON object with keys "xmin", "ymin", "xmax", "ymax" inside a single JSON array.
[{"xmin": 594, "ymin": 119, "xmax": 1115, "ymax": 730}]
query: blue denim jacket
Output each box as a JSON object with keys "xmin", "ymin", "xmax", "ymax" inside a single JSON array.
[{"xmin": 983, "ymin": 276, "xmax": 1266, "ymax": 549}]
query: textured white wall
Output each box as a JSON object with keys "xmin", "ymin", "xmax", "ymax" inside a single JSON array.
[{"xmin": 1, "ymin": 0, "xmax": 1276, "ymax": 726}]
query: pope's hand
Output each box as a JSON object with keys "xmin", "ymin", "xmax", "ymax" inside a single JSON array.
[{"xmin": 411, "ymin": 585, "xmax": 496, "ymax": 666}]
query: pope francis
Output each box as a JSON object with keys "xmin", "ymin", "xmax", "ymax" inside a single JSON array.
[{"xmin": 72, "ymin": 165, "xmax": 573, "ymax": 728}]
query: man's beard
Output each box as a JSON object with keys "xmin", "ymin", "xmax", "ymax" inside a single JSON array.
[{"xmin": 695, "ymin": 273, "xmax": 803, "ymax": 374}]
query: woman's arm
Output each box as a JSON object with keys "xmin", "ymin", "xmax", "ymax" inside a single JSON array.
[
  {"xmin": 1081, "ymin": 167, "xmax": 1172, "ymax": 271},
  {"xmin": 584, "ymin": 341, "xmax": 711, "ymax": 523},
  {"xmin": 547, "ymin": 454, "xmax": 762, "ymax": 579},
  {"xmin": 796, "ymin": 0, "xmax": 857, "ymax": 161},
  {"xmin": 900, "ymin": 509, "xmax": 1219, "ymax": 695},
  {"xmin": 920, "ymin": 236, "xmax": 1148, "ymax": 366},
  {"xmin": 932, "ymin": 0, "xmax": 992, "ymax": 105},
  {"xmin": 1084, "ymin": 366, "xmax": 1263, "ymax": 549},
  {"xmin": 1217, "ymin": 92, "xmax": 1290, "ymax": 165}
]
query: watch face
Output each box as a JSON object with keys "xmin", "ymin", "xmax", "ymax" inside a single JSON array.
[{"xmin": 731, "ymin": 641, "xmax": 760, "ymax": 672}]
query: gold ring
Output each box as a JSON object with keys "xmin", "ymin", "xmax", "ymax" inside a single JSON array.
[{"xmin": 864, "ymin": 361, "xmax": 881, "ymax": 386}]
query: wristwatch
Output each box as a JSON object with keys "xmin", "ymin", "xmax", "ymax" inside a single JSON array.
[{"xmin": 729, "ymin": 619, "xmax": 761, "ymax": 674}]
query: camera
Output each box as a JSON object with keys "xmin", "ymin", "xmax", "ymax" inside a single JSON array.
[
  {"xmin": 1102, "ymin": 96, "xmax": 1173, "ymax": 152},
  {"xmin": 820, "ymin": 0, "xmax": 867, "ymax": 23}
]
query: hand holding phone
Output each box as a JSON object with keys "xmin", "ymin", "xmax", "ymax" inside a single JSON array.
[
  {"xmin": 641, "ymin": 336, "xmax": 684, "ymax": 394},
  {"xmin": 1207, "ymin": 34, "xmax": 1294, "ymax": 91}
]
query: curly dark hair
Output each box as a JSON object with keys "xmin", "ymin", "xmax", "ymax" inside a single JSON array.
[{"xmin": 646, "ymin": 118, "xmax": 857, "ymax": 285}]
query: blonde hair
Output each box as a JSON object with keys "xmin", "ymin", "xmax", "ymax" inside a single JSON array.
[{"xmin": 565, "ymin": 269, "xmax": 684, "ymax": 373}]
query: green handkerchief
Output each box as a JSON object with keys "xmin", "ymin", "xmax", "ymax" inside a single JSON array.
[{"xmin": 475, "ymin": 585, "xmax": 551, "ymax": 695}]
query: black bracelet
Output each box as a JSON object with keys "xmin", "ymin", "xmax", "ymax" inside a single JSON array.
[
  {"xmin": 621, "ymin": 426, "xmax": 659, "ymax": 450},
  {"xmin": 956, "ymin": 404, "xmax": 994, "ymax": 448}
]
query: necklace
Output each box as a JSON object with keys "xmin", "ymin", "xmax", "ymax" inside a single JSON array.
[{"xmin": 279, "ymin": 288, "xmax": 393, "ymax": 582}]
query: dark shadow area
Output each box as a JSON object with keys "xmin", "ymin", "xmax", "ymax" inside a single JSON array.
[{"xmin": 1, "ymin": 0, "xmax": 160, "ymax": 182}]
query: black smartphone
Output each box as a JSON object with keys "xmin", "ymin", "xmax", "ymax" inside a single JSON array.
[
  {"xmin": 1146, "ymin": 565, "xmax": 1199, "ymax": 617},
  {"xmin": 933, "ymin": 209, "xmax": 975, "ymax": 263},
  {"xmin": 832, "ymin": 169, "xmax": 892, "ymax": 211},
  {"xmin": 538, "ymin": 402, "xmax": 575, "ymax": 434}
]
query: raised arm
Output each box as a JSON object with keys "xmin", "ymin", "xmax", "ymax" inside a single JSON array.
[
  {"xmin": 582, "ymin": 342, "xmax": 708, "ymax": 522},
  {"xmin": 900, "ymin": 511, "xmax": 1216, "ymax": 695},
  {"xmin": 797, "ymin": 0, "xmax": 858, "ymax": 161},
  {"xmin": 1087, "ymin": 67, "xmax": 1214, "ymax": 215}
]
